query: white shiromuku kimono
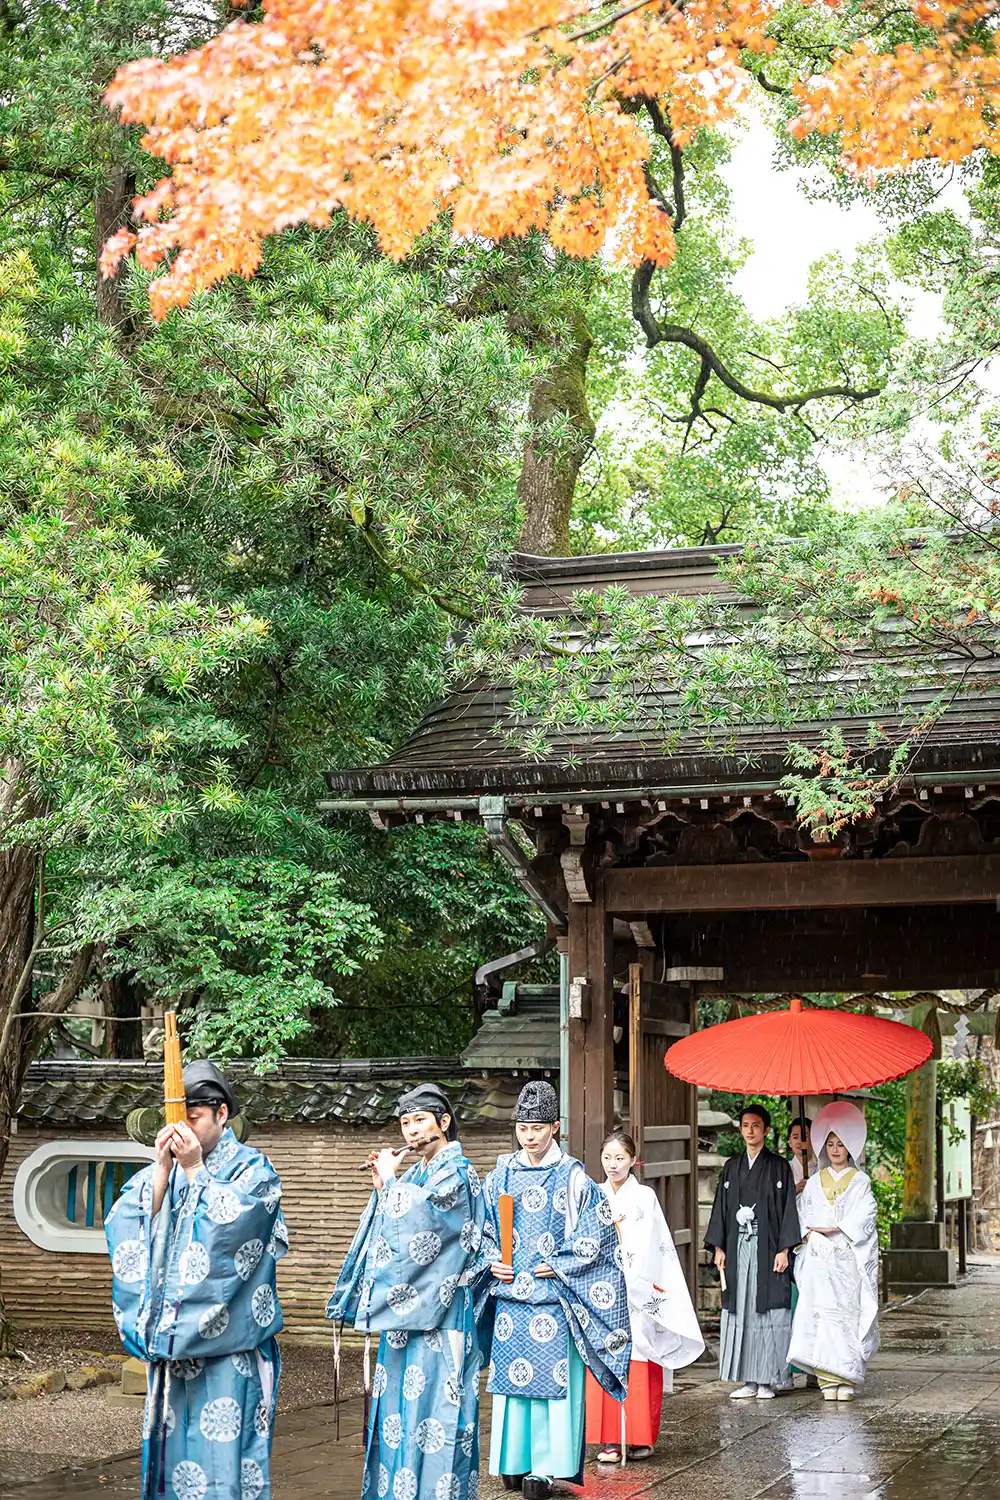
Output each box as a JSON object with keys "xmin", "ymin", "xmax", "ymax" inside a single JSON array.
[
  {"xmin": 604, "ymin": 1176, "xmax": 704, "ymax": 1381},
  {"xmin": 585, "ymin": 1175, "xmax": 704, "ymax": 1450},
  {"xmin": 788, "ymin": 1133, "xmax": 880, "ymax": 1388}
]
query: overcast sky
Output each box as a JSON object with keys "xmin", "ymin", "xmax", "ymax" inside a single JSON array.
[
  {"xmin": 721, "ymin": 109, "xmax": 883, "ymax": 321},
  {"xmin": 718, "ymin": 107, "xmax": 948, "ymax": 508}
]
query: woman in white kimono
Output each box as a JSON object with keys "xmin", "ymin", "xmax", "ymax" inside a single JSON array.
[
  {"xmin": 586, "ymin": 1130, "xmax": 705, "ymax": 1463},
  {"xmin": 788, "ymin": 1101, "xmax": 880, "ymax": 1402}
]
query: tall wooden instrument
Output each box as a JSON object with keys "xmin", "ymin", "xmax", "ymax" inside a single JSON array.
[
  {"xmin": 163, "ymin": 1011, "xmax": 186, "ymax": 1125},
  {"xmin": 498, "ymin": 1192, "xmax": 515, "ymax": 1266}
]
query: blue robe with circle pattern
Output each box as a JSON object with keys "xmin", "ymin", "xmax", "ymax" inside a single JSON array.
[
  {"xmin": 473, "ymin": 1148, "xmax": 630, "ymax": 1479},
  {"xmin": 327, "ymin": 1140, "xmax": 488, "ymax": 1500},
  {"xmin": 105, "ymin": 1127, "xmax": 288, "ymax": 1500}
]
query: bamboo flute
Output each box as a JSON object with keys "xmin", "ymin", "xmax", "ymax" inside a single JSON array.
[{"xmin": 163, "ymin": 1010, "xmax": 186, "ymax": 1125}]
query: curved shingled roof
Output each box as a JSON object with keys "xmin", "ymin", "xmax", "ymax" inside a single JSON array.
[
  {"xmin": 17, "ymin": 1059, "xmax": 522, "ymax": 1127},
  {"xmin": 323, "ymin": 545, "xmax": 1000, "ymax": 803}
]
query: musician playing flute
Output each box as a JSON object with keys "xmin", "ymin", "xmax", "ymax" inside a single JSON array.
[
  {"xmin": 105, "ymin": 1061, "xmax": 287, "ymax": 1500},
  {"xmin": 473, "ymin": 1081, "xmax": 630, "ymax": 1500},
  {"xmin": 327, "ymin": 1084, "xmax": 488, "ymax": 1500}
]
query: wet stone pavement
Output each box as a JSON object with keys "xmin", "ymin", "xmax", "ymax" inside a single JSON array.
[{"xmin": 10, "ymin": 1258, "xmax": 1000, "ymax": 1500}]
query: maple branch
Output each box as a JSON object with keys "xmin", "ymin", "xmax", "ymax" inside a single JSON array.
[
  {"xmin": 643, "ymin": 98, "xmax": 686, "ymax": 233},
  {"xmin": 853, "ymin": 277, "xmax": 895, "ymax": 335},
  {"xmin": 700, "ymin": 499, "xmax": 737, "ymax": 544},
  {"xmin": 563, "ymin": 0, "xmax": 665, "ymax": 43},
  {"xmin": 747, "ymin": 350, "xmax": 793, "ymax": 376},
  {"xmin": 754, "ymin": 69, "xmax": 791, "ymax": 95},
  {"xmin": 631, "ymin": 261, "xmax": 882, "ymax": 425}
]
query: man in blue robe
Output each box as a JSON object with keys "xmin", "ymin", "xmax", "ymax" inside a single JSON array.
[
  {"xmin": 105, "ymin": 1060, "xmax": 287, "ymax": 1500},
  {"xmin": 475, "ymin": 1081, "xmax": 630, "ymax": 1500},
  {"xmin": 328, "ymin": 1084, "xmax": 487, "ymax": 1500}
]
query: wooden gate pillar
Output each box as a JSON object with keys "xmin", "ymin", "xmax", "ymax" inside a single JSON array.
[
  {"xmin": 627, "ymin": 963, "xmax": 700, "ymax": 1300},
  {"xmin": 566, "ymin": 869, "xmax": 614, "ymax": 1176}
]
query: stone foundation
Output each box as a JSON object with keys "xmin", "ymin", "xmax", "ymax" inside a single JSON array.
[{"xmin": 884, "ymin": 1219, "xmax": 957, "ymax": 1290}]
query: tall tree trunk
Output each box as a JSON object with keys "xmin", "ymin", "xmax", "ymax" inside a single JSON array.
[
  {"xmin": 0, "ymin": 835, "xmax": 36, "ymax": 1354},
  {"xmin": 0, "ymin": 827, "xmax": 94, "ymax": 1353},
  {"xmin": 516, "ymin": 308, "xmax": 595, "ymax": 557},
  {"xmin": 94, "ymin": 165, "xmax": 136, "ymax": 331},
  {"xmin": 903, "ymin": 1004, "xmax": 938, "ymax": 1221},
  {"xmin": 104, "ymin": 971, "xmax": 145, "ymax": 1059}
]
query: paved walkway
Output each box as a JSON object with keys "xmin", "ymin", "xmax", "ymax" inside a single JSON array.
[{"xmin": 10, "ymin": 1260, "xmax": 1000, "ymax": 1500}]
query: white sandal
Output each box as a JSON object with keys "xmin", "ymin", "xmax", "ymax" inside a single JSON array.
[{"xmin": 597, "ymin": 1449, "xmax": 622, "ymax": 1464}]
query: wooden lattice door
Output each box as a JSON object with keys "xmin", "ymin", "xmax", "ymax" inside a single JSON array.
[{"xmin": 627, "ymin": 963, "xmax": 699, "ymax": 1299}]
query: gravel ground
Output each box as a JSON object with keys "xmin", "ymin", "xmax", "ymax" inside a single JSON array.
[
  {"xmin": 0, "ymin": 1326, "xmax": 126, "ymax": 1392},
  {"xmin": 0, "ymin": 1333, "xmax": 358, "ymax": 1487},
  {"xmin": 0, "ymin": 1385, "xmax": 143, "ymax": 1485}
]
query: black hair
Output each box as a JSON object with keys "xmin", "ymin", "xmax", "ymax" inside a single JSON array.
[
  {"xmin": 601, "ymin": 1129, "xmax": 637, "ymax": 1158},
  {"xmin": 740, "ymin": 1102, "xmax": 772, "ymax": 1130},
  {"xmin": 396, "ymin": 1085, "xmax": 459, "ymax": 1141},
  {"xmin": 418, "ymin": 1104, "xmax": 457, "ymax": 1142},
  {"xmin": 787, "ymin": 1115, "xmax": 812, "ymax": 1142}
]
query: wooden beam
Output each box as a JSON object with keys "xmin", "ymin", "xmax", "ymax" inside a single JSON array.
[
  {"xmin": 707, "ymin": 963, "xmax": 1000, "ymax": 991},
  {"xmin": 643, "ymin": 1159, "xmax": 692, "ymax": 1179},
  {"xmin": 566, "ymin": 904, "xmax": 588, "ymax": 1163},
  {"xmin": 606, "ymin": 855, "xmax": 1000, "ymax": 914},
  {"xmin": 686, "ymin": 993, "xmax": 700, "ymax": 1303},
  {"xmin": 644, "ymin": 1124, "xmax": 691, "ymax": 1143},
  {"xmin": 642, "ymin": 1018, "xmax": 690, "ymax": 1039},
  {"xmin": 669, "ymin": 904, "xmax": 1000, "ymax": 993}
]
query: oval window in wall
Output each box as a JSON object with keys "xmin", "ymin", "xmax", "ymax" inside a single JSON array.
[{"xmin": 14, "ymin": 1140, "xmax": 155, "ymax": 1253}]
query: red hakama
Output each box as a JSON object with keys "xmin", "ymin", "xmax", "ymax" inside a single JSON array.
[{"xmin": 585, "ymin": 1359, "xmax": 663, "ymax": 1448}]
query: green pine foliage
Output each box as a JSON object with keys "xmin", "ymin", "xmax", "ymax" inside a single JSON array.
[{"xmin": 0, "ymin": 2, "xmax": 540, "ymax": 1063}]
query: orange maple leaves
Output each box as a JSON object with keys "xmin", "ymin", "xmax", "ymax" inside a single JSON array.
[
  {"xmin": 101, "ymin": 0, "xmax": 1000, "ymax": 318},
  {"xmin": 792, "ymin": 0, "xmax": 1000, "ymax": 173}
]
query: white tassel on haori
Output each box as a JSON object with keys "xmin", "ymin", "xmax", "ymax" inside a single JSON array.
[
  {"xmin": 332, "ymin": 1322, "xmax": 343, "ymax": 1440},
  {"xmin": 363, "ymin": 1327, "xmax": 373, "ymax": 1434}
]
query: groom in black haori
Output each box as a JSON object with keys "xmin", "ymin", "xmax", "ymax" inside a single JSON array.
[{"xmin": 705, "ymin": 1102, "xmax": 800, "ymax": 1400}]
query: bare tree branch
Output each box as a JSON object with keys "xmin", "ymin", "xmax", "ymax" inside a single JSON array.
[
  {"xmin": 755, "ymin": 69, "xmax": 791, "ymax": 95},
  {"xmin": 27, "ymin": 943, "xmax": 99, "ymax": 1055},
  {"xmin": 563, "ymin": 0, "xmax": 667, "ymax": 44},
  {"xmin": 643, "ymin": 98, "xmax": 686, "ymax": 233},
  {"xmin": 631, "ymin": 261, "xmax": 882, "ymax": 429}
]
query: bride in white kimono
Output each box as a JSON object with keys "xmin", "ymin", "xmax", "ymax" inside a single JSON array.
[
  {"xmin": 586, "ymin": 1130, "xmax": 704, "ymax": 1463},
  {"xmin": 788, "ymin": 1101, "xmax": 880, "ymax": 1402}
]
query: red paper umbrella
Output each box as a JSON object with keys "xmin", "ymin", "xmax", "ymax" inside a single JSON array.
[{"xmin": 664, "ymin": 996, "xmax": 933, "ymax": 1095}]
